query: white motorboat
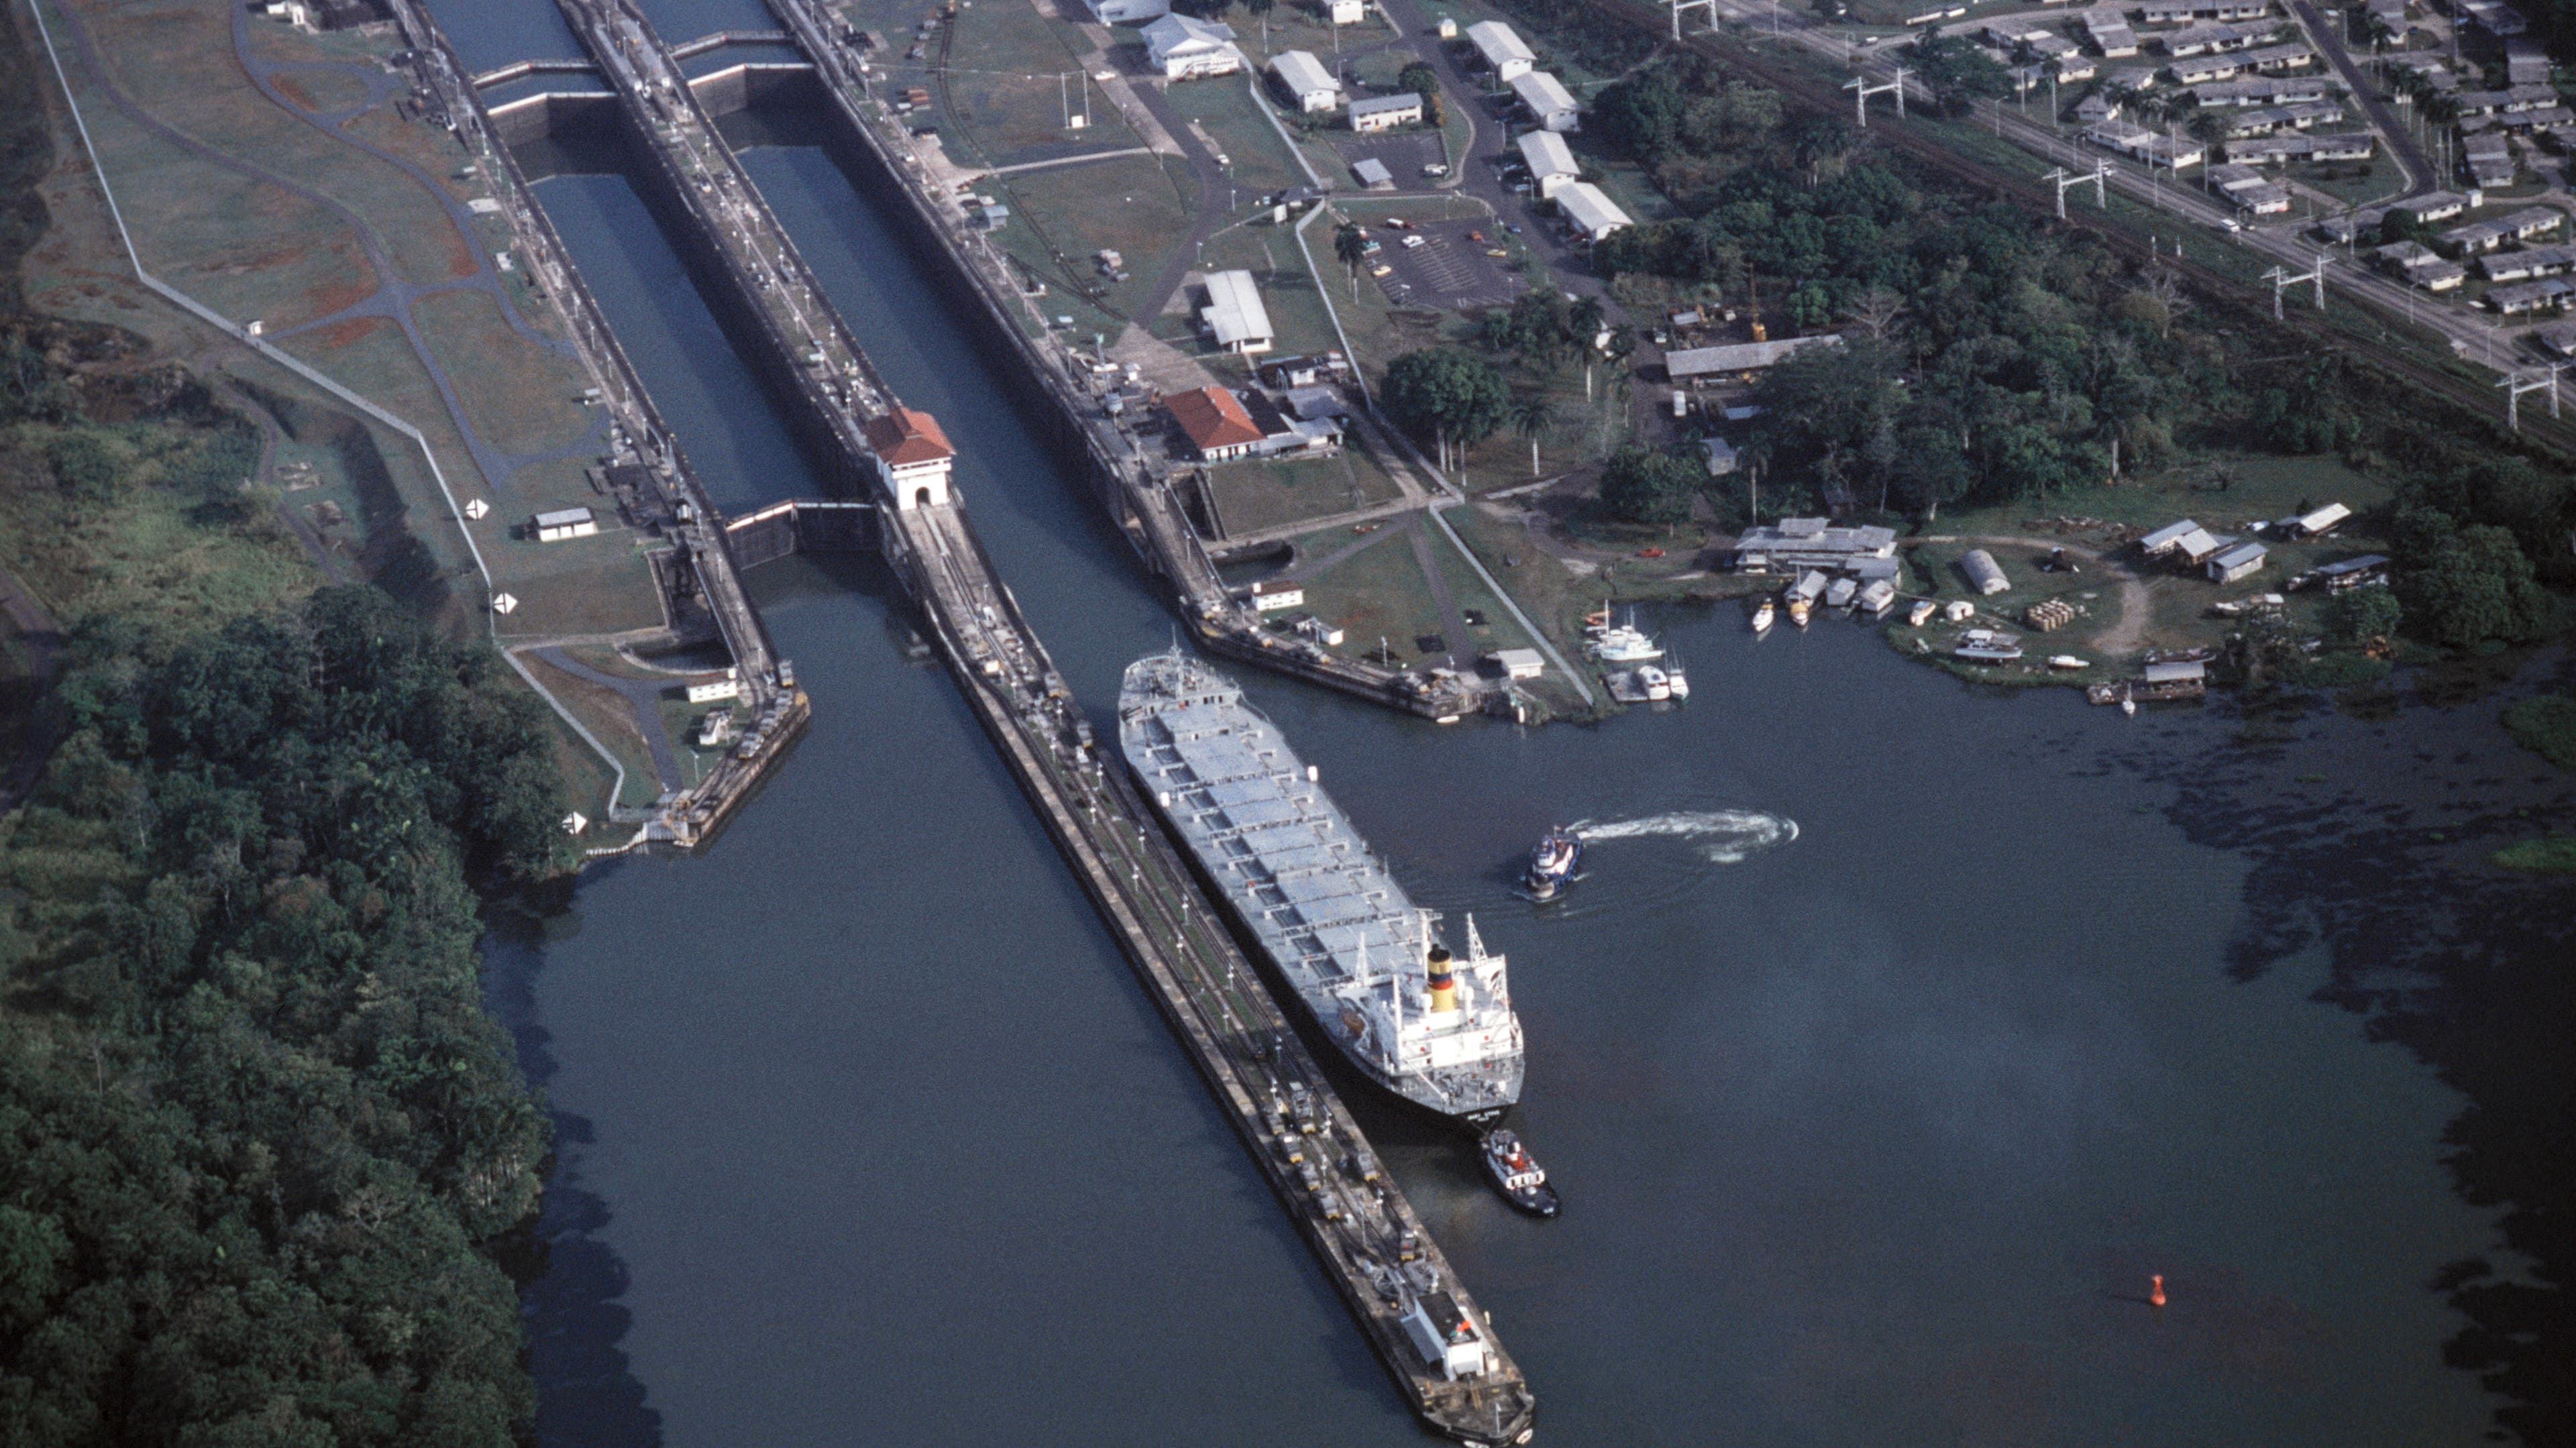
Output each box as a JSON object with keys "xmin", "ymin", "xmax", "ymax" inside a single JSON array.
[
  {"xmin": 1662, "ymin": 653, "xmax": 1689, "ymax": 699},
  {"xmin": 1590, "ymin": 609, "xmax": 1663, "ymax": 662},
  {"xmin": 1631, "ymin": 664, "xmax": 1673, "ymax": 701},
  {"xmin": 1752, "ymin": 599, "xmax": 1776, "ymax": 634}
]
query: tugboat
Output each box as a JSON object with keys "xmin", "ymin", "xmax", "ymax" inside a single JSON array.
[
  {"xmin": 1479, "ymin": 1129, "xmax": 1559, "ymax": 1217},
  {"xmin": 1523, "ymin": 826, "xmax": 1584, "ymax": 901}
]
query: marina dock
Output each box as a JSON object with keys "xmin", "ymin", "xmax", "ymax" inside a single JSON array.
[{"xmin": 527, "ymin": 1, "xmax": 1536, "ymax": 1437}]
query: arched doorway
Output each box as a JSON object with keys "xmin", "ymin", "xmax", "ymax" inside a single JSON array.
[{"xmin": 915, "ymin": 486, "xmax": 932, "ymax": 506}]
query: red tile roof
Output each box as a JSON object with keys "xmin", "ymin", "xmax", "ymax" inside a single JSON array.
[
  {"xmin": 864, "ymin": 406, "xmax": 955, "ymax": 465},
  {"xmin": 1168, "ymin": 386, "xmax": 1263, "ymax": 453}
]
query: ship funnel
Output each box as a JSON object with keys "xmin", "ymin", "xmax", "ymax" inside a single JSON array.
[{"xmin": 1426, "ymin": 943, "xmax": 1456, "ymax": 1013}]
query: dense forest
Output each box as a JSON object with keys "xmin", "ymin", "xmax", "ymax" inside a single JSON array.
[{"xmin": 0, "ymin": 586, "xmax": 566, "ymax": 1445}]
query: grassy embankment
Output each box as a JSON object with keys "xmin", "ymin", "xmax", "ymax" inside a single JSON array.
[{"xmin": 28, "ymin": 0, "xmax": 702, "ymax": 814}]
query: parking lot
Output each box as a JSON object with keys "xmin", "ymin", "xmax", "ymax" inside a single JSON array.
[
  {"xmin": 1367, "ymin": 218, "xmax": 1525, "ymax": 311},
  {"xmin": 1334, "ymin": 131, "xmax": 1448, "ymax": 187}
]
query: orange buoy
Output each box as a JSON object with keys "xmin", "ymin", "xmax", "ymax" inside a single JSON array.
[{"xmin": 2149, "ymin": 1274, "xmax": 2167, "ymax": 1308}]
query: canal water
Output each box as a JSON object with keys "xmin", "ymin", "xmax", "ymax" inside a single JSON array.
[{"xmin": 449, "ymin": 3, "xmax": 2575, "ymax": 1443}]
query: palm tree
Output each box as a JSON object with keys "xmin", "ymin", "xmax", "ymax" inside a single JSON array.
[
  {"xmin": 1509, "ymin": 396, "xmax": 1554, "ymax": 477},
  {"xmin": 1332, "ymin": 220, "xmax": 1368, "ymax": 298}
]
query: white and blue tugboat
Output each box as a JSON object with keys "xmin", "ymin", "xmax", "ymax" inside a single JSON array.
[
  {"xmin": 1523, "ymin": 826, "xmax": 1584, "ymax": 901},
  {"xmin": 1479, "ymin": 1129, "xmax": 1559, "ymax": 1217}
]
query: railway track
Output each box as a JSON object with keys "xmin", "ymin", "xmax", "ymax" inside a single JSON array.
[{"xmin": 1580, "ymin": 0, "xmax": 2576, "ymax": 459}]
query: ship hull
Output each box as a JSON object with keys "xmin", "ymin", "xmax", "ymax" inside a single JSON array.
[
  {"xmin": 1121, "ymin": 653, "xmax": 1524, "ymax": 1128},
  {"xmin": 1136, "ymin": 772, "xmax": 1522, "ymax": 1127}
]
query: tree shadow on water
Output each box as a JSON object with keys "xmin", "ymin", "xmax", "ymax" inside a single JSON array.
[{"xmin": 484, "ymin": 883, "xmax": 665, "ymax": 1448}]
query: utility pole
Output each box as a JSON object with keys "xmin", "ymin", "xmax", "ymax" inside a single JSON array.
[
  {"xmin": 2043, "ymin": 160, "xmax": 2110, "ymax": 217},
  {"xmin": 1846, "ymin": 68, "xmax": 1906, "ymax": 127},
  {"xmin": 2498, "ymin": 367, "xmax": 2559, "ymax": 431},
  {"xmin": 2263, "ymin": 254, "xmax": 2326, "ymax": 318},
  {"xmin": 1668, "ymin": 0, "xmax": 1718, "ymax": 39}
]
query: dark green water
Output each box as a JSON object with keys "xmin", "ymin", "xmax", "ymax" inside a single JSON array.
[{"xmin": 453, "ymin": 3, "xmax": 2576, "ymax": 1442}]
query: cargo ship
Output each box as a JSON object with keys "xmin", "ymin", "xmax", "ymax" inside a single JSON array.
[{"xmin": 1121, "ymin": 651, "xmax": 1525, "ymax": 1125}]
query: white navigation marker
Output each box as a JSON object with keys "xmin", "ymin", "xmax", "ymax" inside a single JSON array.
[
  {"xmin": 464, "ymin": 498, "xmax": 490, "ymax": 520},
  {"xmin": 561, "ymin": 812, "xmax": 589, "ymax": 835},
  {"xmin": 491, "ymin": 592, "xmax": 519, "ymax": 615}
]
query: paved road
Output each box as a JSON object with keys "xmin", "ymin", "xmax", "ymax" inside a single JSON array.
[
  {"xmin": 1123, "ymin": 70, "xmax": 1246, "ymax": 325},
  {"xmin": 2288, "ymin": 0, "xmax": 2433, "ymax": 197}
]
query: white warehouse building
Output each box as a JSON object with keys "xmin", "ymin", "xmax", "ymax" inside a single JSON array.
[
  {"xmin": 1268, "ymin": 50, "xmax": 1343, "ymax": 112},
  {"xmin": 1466, "ymin": 19, "xmax": 1534, "ymax": 80},
  {"xmin": 1516, "ymin": 128, "xmax": 1578, "ymax": 196},
  {"xmin": 1511, "ymin": 69, "xmax": 1581, "ymax": 131},
  {"xmin": 1555, "ymin": 180, "xmax": 1631, "ymax": 241},
  {"xmin": 1199, "ymin": 269, "xmax": 1275, "ymax": 354}
]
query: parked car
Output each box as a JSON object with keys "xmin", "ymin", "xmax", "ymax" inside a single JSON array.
[{"xmin": 1401, "ymin": 234, "xmax": 1428, "ymax": 249}]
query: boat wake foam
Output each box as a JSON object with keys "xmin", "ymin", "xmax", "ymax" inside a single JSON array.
[{"xmin": 1572, "ymin": 810, "xmax": 1800, "ymax": 864}]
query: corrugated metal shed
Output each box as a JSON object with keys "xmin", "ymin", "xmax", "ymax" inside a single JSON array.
[{"xmin": 1960, "ymin": 549, "xmax": 2010, "ymax": 596}]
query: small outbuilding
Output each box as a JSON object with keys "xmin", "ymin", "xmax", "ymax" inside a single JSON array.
[
  {"xmin": 1352, "ymin": 156, "xmax": 1395, "ymax": 188},
  {"xmin": 533, "ymin": 506, "xmax": 598, "ymax": 542},
  {"xmin": 2315, "ymin": 553, "xmax": 2392, "ymax": 590},
  {"xmin": 2273, "ymin": 501, "xmax": 2351, "ymax": 537},
  {"xmin": 2206, "ymin": 539, "xmax": 2268, "ymax": 581},
  {"xmin": 2137, "ymin": 518, "xmax": 2203, "ymax": 555},
  {"xmin": 2170, "ymin": 526, "xmax": 2224, "ymax": 565},
  {"xmin": 1960, "ymin": 548, "xmax": 2010, "ymax": 596},
  {"xmin": 1487, "ymin": 648, "xmax": 1546, "ymax": 680}
]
